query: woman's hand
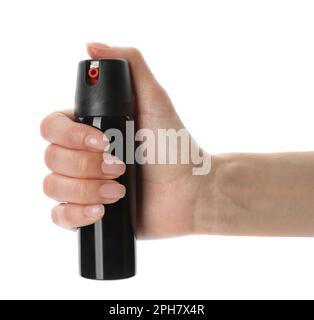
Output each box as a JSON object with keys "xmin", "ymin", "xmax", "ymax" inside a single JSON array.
[
  {"xmin": 41, "ymin": 43, "xmax": 209, "ymax": 239},
  {"xmin": 41, "ymin": 42, "xmax": 314, "ymax": 239}
]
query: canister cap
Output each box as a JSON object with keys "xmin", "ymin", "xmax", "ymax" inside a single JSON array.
[{"xmin": 75, "ymin": 59, "xmax": 135, "ymax": 117}]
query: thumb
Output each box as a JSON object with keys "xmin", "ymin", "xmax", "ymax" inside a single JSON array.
[{"xmin": 87, "ymin": 42, "xmax": 175, "ymax": 117}]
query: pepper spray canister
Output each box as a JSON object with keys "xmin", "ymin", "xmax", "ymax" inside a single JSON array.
[{"xmin": 74, "ymin": 59, "xmax": 136, "ymax": 280}]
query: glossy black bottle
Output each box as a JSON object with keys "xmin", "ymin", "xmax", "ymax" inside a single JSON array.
[{"xmin": 74, "ymin": 59, "xmax": 136, "ymax": 280}]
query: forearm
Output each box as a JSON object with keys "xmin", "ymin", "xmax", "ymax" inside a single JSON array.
[{"xmin": 195, "ymin": 152, "xmax": 314, "ymax": 236}]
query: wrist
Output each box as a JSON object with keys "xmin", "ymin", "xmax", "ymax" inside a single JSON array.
[
  {"xmin": 192, "ymin": 153, "xmax": 233, "ymax": 235},
  {"xmin": 192, "ymin": 153, "xmax": 219, "ymax": 235}
]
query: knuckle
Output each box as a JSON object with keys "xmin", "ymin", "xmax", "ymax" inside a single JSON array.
[
  {"xmin": 44, "ymin": 145, "xmax": 56, "ymax": 170},
  {"xmin": 68, "ymin": 125, "xmax": 87, "ymax": 148},
  {"xmin": 40, "ymin": 112, "xmax": 63, "ymax": 140},
  {"xmin": 127, "ymin": 47, "xmax": 143, "ymax": 61},
  {"xmin": 40, "ymin": 114, "xmax": 53, "ymax": 140},
  {"xmin": 77, "ymin": 155, "xmax": 90, "ymax": 176},
  {"xmin": 61, "ymin": 205, "xmax": 73, "ymax": 226},
  {"xmin": 75, "ymin": 180, "xmax": 88, "ymax": 200},
  {"xmin": 51, "ymin": 208, "xmax": 59, "ymax": 225},
  {"xmin": 43, "ymin": 174, "xmax": 54, "ymax": 197}
]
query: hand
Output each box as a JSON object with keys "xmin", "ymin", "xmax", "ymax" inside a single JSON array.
[{"xmin": 41, "ymin": 43, "xmax": 210, "ymax": 239}]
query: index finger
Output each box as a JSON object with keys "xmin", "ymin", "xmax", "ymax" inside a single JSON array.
[{"xmin": 40, "ymin": 109, "xmax": 109, "ymax": 152}]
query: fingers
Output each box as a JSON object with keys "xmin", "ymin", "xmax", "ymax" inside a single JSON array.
[
  {"xmin": 44, "ymin": 144, "xmax": 125, "ymax": 179},
  {"xmin": 51, "ymin": 203, "xmax": 105, "ymax": 229},
  {"xmin": 41, "ymin": 109, "xmax": 128, "ymax": 230},
  {"xmin": 40, "ymin": 110, "xmax": 109, "ymax": 152},
  {"xmin": 86, "ymin": 43, "xmax": 174, "ymax": 116},
  {"xmin": 43, "ymin": 173, "xmax": 126, "ymax": 205}
]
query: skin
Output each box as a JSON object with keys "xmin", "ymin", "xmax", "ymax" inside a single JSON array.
[{"xmin": 41, "ymin": 42, "xmax": 314, "ymax": 238}]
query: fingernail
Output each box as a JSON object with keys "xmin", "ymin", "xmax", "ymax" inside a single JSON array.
[
  {"xmin": 100, "ymin": 183, "xmax": 126, "ymax": 199},
  {"xmin": 84, "ymin": 205, "xmax": 105, "ymax": 219},
  {"xmin": 87, "ymin": 42, "xmax": 110, "ymax": 49},
  {"xmin": 103, "ymin": 152, "xmax": 124, "ymax": 164},
  {"xmin": 103, "ymin": 135, "xmax": 110, "ymax": 151},
  {"xmin": 85, "ymin": 134, "xmax": 109, "ymax": 151},
  {"xmin": 101, "ymin": 161, "xmax": 126, "ymax": 176}
]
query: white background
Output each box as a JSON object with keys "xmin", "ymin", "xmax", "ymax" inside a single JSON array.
[{"xmin": 0, "ymin": 0, "xmax": 313, "ymax": 299}]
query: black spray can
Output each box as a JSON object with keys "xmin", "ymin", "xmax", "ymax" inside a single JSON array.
[{"xmin": 74, "ymin": 59, "xmax": 136, "ymax": 280}]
